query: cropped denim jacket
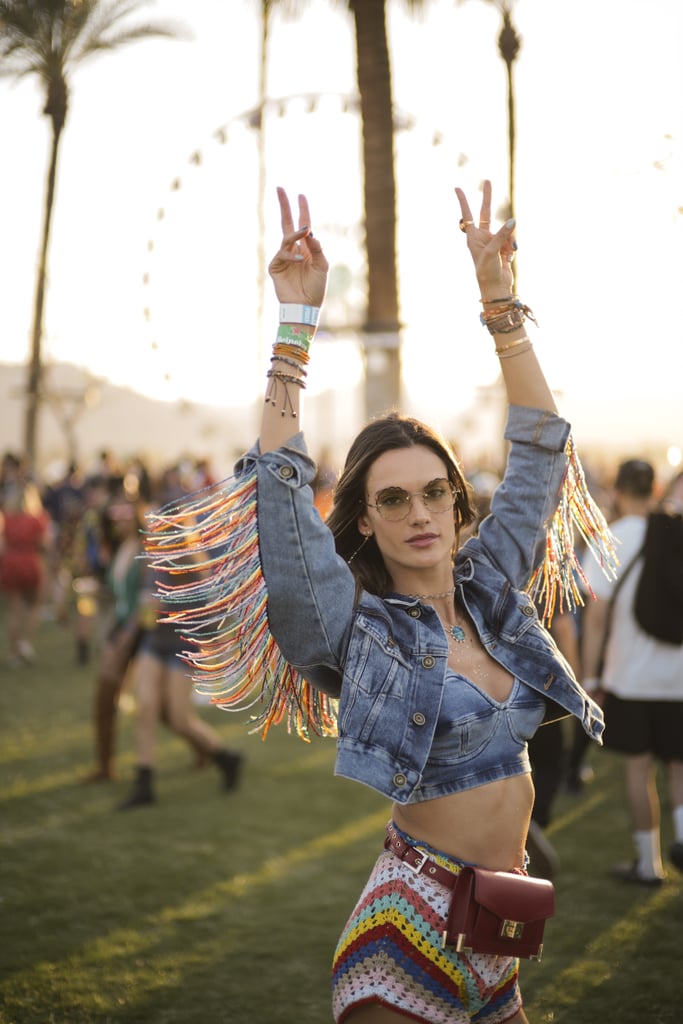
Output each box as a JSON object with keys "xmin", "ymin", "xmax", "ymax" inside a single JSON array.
[{"xmin": 237, "ymin": 404, "xmax": 604, "ymax": 804}]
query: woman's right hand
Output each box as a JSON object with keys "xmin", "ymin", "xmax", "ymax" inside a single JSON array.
[{"xmin": 268, "ymin": 187, "xmax": 329, "ymax": 307}]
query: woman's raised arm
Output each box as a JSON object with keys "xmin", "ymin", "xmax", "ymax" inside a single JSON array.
[
  {"xmin": 455, "ymin": 180, "xmax": 557, "ymax": 414},
  {"xmin": 259, "ymin": 187, "xmax": 329, "ymax": 454}
]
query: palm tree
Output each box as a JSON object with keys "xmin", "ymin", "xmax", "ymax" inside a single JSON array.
[
  {"xmin": 264, "ymin": 0, "xmax": 426, "ymax": 418},
  {"xmin": 347, "ymin": 0, "xmax": 404, "ymax": 417},
  {"xmin": 496, "ymin": 2, "xmax": 521, "ymax": 225},
  {"xmin": 472, "ymin": 0, "xmax": 521, "ymax": 284},
  {"xmin": 0, "ymin": 0, "xmax": 181, "ymax": 468}
]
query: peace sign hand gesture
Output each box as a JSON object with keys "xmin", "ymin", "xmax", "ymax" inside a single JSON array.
[
  {"xmin": 268, "ymin": 187, "xmax": 329, "ymax": 307},
  {"xmin": 455, "ymin": 179, "xmax": 516, "ymax": 301}
]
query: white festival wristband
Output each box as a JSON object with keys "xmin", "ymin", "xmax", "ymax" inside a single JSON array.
[{"xmin": 279, "ymin": 303, "xmax": 320, "ymax": 326}]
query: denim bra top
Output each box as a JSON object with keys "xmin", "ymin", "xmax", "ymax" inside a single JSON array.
[{"xmin": 407, "ymin": 668, "xmax": 547, "ymax": 802}]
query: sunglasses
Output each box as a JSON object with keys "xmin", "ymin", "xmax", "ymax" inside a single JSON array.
[{"xmin": 366, "ymin": 478, "xmax": 457, "ymax": 522}]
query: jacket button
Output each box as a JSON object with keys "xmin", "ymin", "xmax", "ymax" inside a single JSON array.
[
  {"xmin": 521, "ymin": 604, "xmax": 535, "ymax": 617},
  {"xmin": 422, "ymin": 655, "xmax": 435, "ymax": 668},
  {"xmin": 408, "ymin": 607, "xmax": 421, "ymax": 618},
  {"xmin": 393, "ymin": 772, "xmax": 407, "ymax": 787},
  {"xmin": 412, "ymin": 712, "xmax": 426, "ymax": 726},
  {"xmin": 278, "ymin": 465, "xmax": 294, "ymax": 479}
]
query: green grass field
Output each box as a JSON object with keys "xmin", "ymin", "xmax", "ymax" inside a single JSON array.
[{"xmin": 1, "ymin": 612, "xmax": 682, "ymax": 1023}]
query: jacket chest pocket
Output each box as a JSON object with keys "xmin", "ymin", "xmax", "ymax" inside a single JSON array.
[{"xmin": 345, "ymin": 617, "xmax": 411, "ymax": 697}]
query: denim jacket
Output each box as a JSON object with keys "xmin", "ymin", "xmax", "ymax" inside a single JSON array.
[{"xmin": 238, "ymin": 404, "xmax": 604, "ymax": 803}]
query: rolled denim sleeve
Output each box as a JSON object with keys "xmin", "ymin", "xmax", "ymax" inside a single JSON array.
[
  {"xmin": 238, "ymin": 434, "xmax": 356, "ymax": 691},
  {"xmin": 469, "ymin": 405, "xmax": 572, "ymax": 589}
]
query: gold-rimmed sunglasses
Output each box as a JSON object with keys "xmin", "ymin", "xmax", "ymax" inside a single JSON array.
[{"xmin": 365, "ymin": 478, "xmax": 458, "ymax": 522}]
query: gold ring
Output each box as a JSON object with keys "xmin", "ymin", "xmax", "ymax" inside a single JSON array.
[
  {"xmin": 480, "ymin": 219, "xmax": 490, "ymax": 226},
  {"xmin": 459, "ymin": 218, "xmax": 474, "ymax": 233}
]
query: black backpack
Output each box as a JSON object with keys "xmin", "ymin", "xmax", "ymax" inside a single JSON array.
[{"xmin": 633, "ymin": 510, "xmax": 683, "ymax": 646}]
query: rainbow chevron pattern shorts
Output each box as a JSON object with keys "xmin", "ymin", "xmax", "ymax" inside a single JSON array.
[{"xmin": 332, "ymin": 826, "xmax": 522, "ymax": 1023}]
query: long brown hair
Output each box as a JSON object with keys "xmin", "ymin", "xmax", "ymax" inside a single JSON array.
[{"xmin": 326, "ymin": 413, "xmax": 475, "ymax": 596}]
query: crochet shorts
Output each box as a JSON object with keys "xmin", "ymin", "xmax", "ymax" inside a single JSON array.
[{"xmin": 332, "ymin": 827, "xmax": 522, "ymax": 1023}]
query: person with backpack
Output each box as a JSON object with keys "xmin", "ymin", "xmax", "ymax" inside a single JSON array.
[{"xmin": 582, "ymin": 459, "xmax": 683, "ymax": 885}]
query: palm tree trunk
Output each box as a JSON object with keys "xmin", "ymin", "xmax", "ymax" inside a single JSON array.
[
  {"xmin": 504, "ymin": 56, "xmax": 518, "ymax": 293},
  {"xmin": 505, "ymin": 58, "xmax": 515, "ymax": 223},
  {"xmin": 255, "ymin": 1, "xmax": 270, "ymax": 380},
  {"xmin": 25, "ymin": 122, "xmax": 63, "ymax": 467},
  {"xmin": 349, "ymin": 0, "xmax": 401, "ymax": 417}
]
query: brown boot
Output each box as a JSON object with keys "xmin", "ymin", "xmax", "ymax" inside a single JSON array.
[{"xmin": 82, "ymin": 678, "xmax": 118, "ymax": 782}]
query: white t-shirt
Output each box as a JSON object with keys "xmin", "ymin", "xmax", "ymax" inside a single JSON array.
[{"xmin": 582, "ymin": 514, "xmax": 683, "ymax": 700}]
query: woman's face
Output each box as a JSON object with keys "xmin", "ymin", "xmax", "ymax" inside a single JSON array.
[{"xmin": 357, "ymin": 444, "xmax": 456, "ymax": 584}]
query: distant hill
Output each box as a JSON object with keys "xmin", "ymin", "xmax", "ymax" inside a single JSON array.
[
  {"xmin": 1, "ymin": 361, "xmax": 256, "ymax": 479},
  {"xmin": 3, "ymin": 360, "xmax": 680, "ymax": 484}
]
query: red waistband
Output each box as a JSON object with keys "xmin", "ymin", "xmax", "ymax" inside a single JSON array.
[{"xmin": 383, "ymin": 822, "xmax": 462, "ymax": 891}]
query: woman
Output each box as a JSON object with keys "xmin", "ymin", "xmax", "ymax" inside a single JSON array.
[
  {"xmin": 0, "ymin": 475, "xmax": 50, "ymax": 666},
  {"xmin": 82, "ymin": 500, "xmax": 145, "ymax": 782},
  {"xmin": 147, "ymin": 181, "xmax": 610, "ymax": 1023},
  {"xmin": 116, "ymin": 585, "xmax": 243, "ymax": 809}
]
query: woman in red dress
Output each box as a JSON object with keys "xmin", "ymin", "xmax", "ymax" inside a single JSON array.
[{"xmin": 0, "ymin": 479, "xmax": 50, "ymax": 666}]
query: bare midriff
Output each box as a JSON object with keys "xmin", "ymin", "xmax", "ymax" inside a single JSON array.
[{"xmin": 392, "ymin": 773, "xmax": 535, "ymax": 872}]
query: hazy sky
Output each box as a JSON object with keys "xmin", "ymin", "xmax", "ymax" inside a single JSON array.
[{"xmin": 2, "ymin": 0, "xmax": 682, "ymax": 466}]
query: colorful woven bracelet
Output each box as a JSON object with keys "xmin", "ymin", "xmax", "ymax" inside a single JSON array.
[{"xmin": 276, "ymin": 324, "xmax": 314, "ymax": 353}]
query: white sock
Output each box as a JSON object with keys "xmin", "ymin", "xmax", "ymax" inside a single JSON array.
[
  {"xmin": 633, "ymin": 829, "xmax": 664, "ymax": 879},
  {"xmin": 673, "ymin": 805, "xmax": 683, "ymax": 844}
]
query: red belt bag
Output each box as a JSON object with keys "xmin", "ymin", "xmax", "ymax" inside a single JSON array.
[{"xmin": 442, "ymin": 865, "xmax": 555, "ymax": 961}]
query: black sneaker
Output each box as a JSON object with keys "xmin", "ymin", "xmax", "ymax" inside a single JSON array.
[
  {"xmin": 669, "ymin": 842, "xmax": 683, "ymax": 874},
  {"xmin": 611, "ymin": 861, "xmax": 664, "ymax": 887},
  {"xmin": 213, "ymin": 750, "xmax": 244, "ymax": 792}
]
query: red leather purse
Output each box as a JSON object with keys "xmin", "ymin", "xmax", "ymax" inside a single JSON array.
[{"xmin": 442, "ymin": 866, "xmax": 555, "ymax": 961}]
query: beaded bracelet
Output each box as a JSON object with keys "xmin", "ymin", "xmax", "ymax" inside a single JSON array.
[{"xmin": 270, "ymin": 353, "xmax": 308, "ymax": 376}]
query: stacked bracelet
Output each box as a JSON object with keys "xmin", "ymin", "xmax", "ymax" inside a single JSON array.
[
  {"xmin": 265, "ymin": 368, "xmax": 306, "ymax": 418},
  {"xmin": 480, "ymin": 297, "xmax": 538, "ymax": 335},
  {"xmin": 266, "ymin": 316, "xmax": 317, "ymax": 416},
  {"xmin": 279, "ymin": 303, "xmax": 320, "ymax": 326}
]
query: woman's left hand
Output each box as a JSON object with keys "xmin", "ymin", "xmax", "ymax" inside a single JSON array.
[
  {"xmin": 455, "ymin": 180, "xmax": 516, "ymax": 300},
  {"xmin": 268, "ymin": 187, "xmax": 329, "ymax": 307}
]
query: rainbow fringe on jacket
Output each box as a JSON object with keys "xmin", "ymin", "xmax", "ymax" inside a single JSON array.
[
  {"xmin": 144, "ymin": 467, "xmax": 338, "ymax": 742},
  {"xmin": 527, "ymin": 436, "xmax": 619, "ymax": 623}
]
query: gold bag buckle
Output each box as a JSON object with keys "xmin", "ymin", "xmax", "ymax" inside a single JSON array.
[{"xmin": 500, "ymin": 919, "xmax": 524, "ymax": 940}]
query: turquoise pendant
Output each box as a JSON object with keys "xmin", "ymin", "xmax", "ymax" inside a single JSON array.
[{"xmin": 450, "ymin": 625, "xmax": 466, "ymax": 643}]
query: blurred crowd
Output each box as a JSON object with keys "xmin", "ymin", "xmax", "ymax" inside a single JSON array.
[{"xmin": 0, "ymin": 448, "xmax": 219, "ymax": 664}]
